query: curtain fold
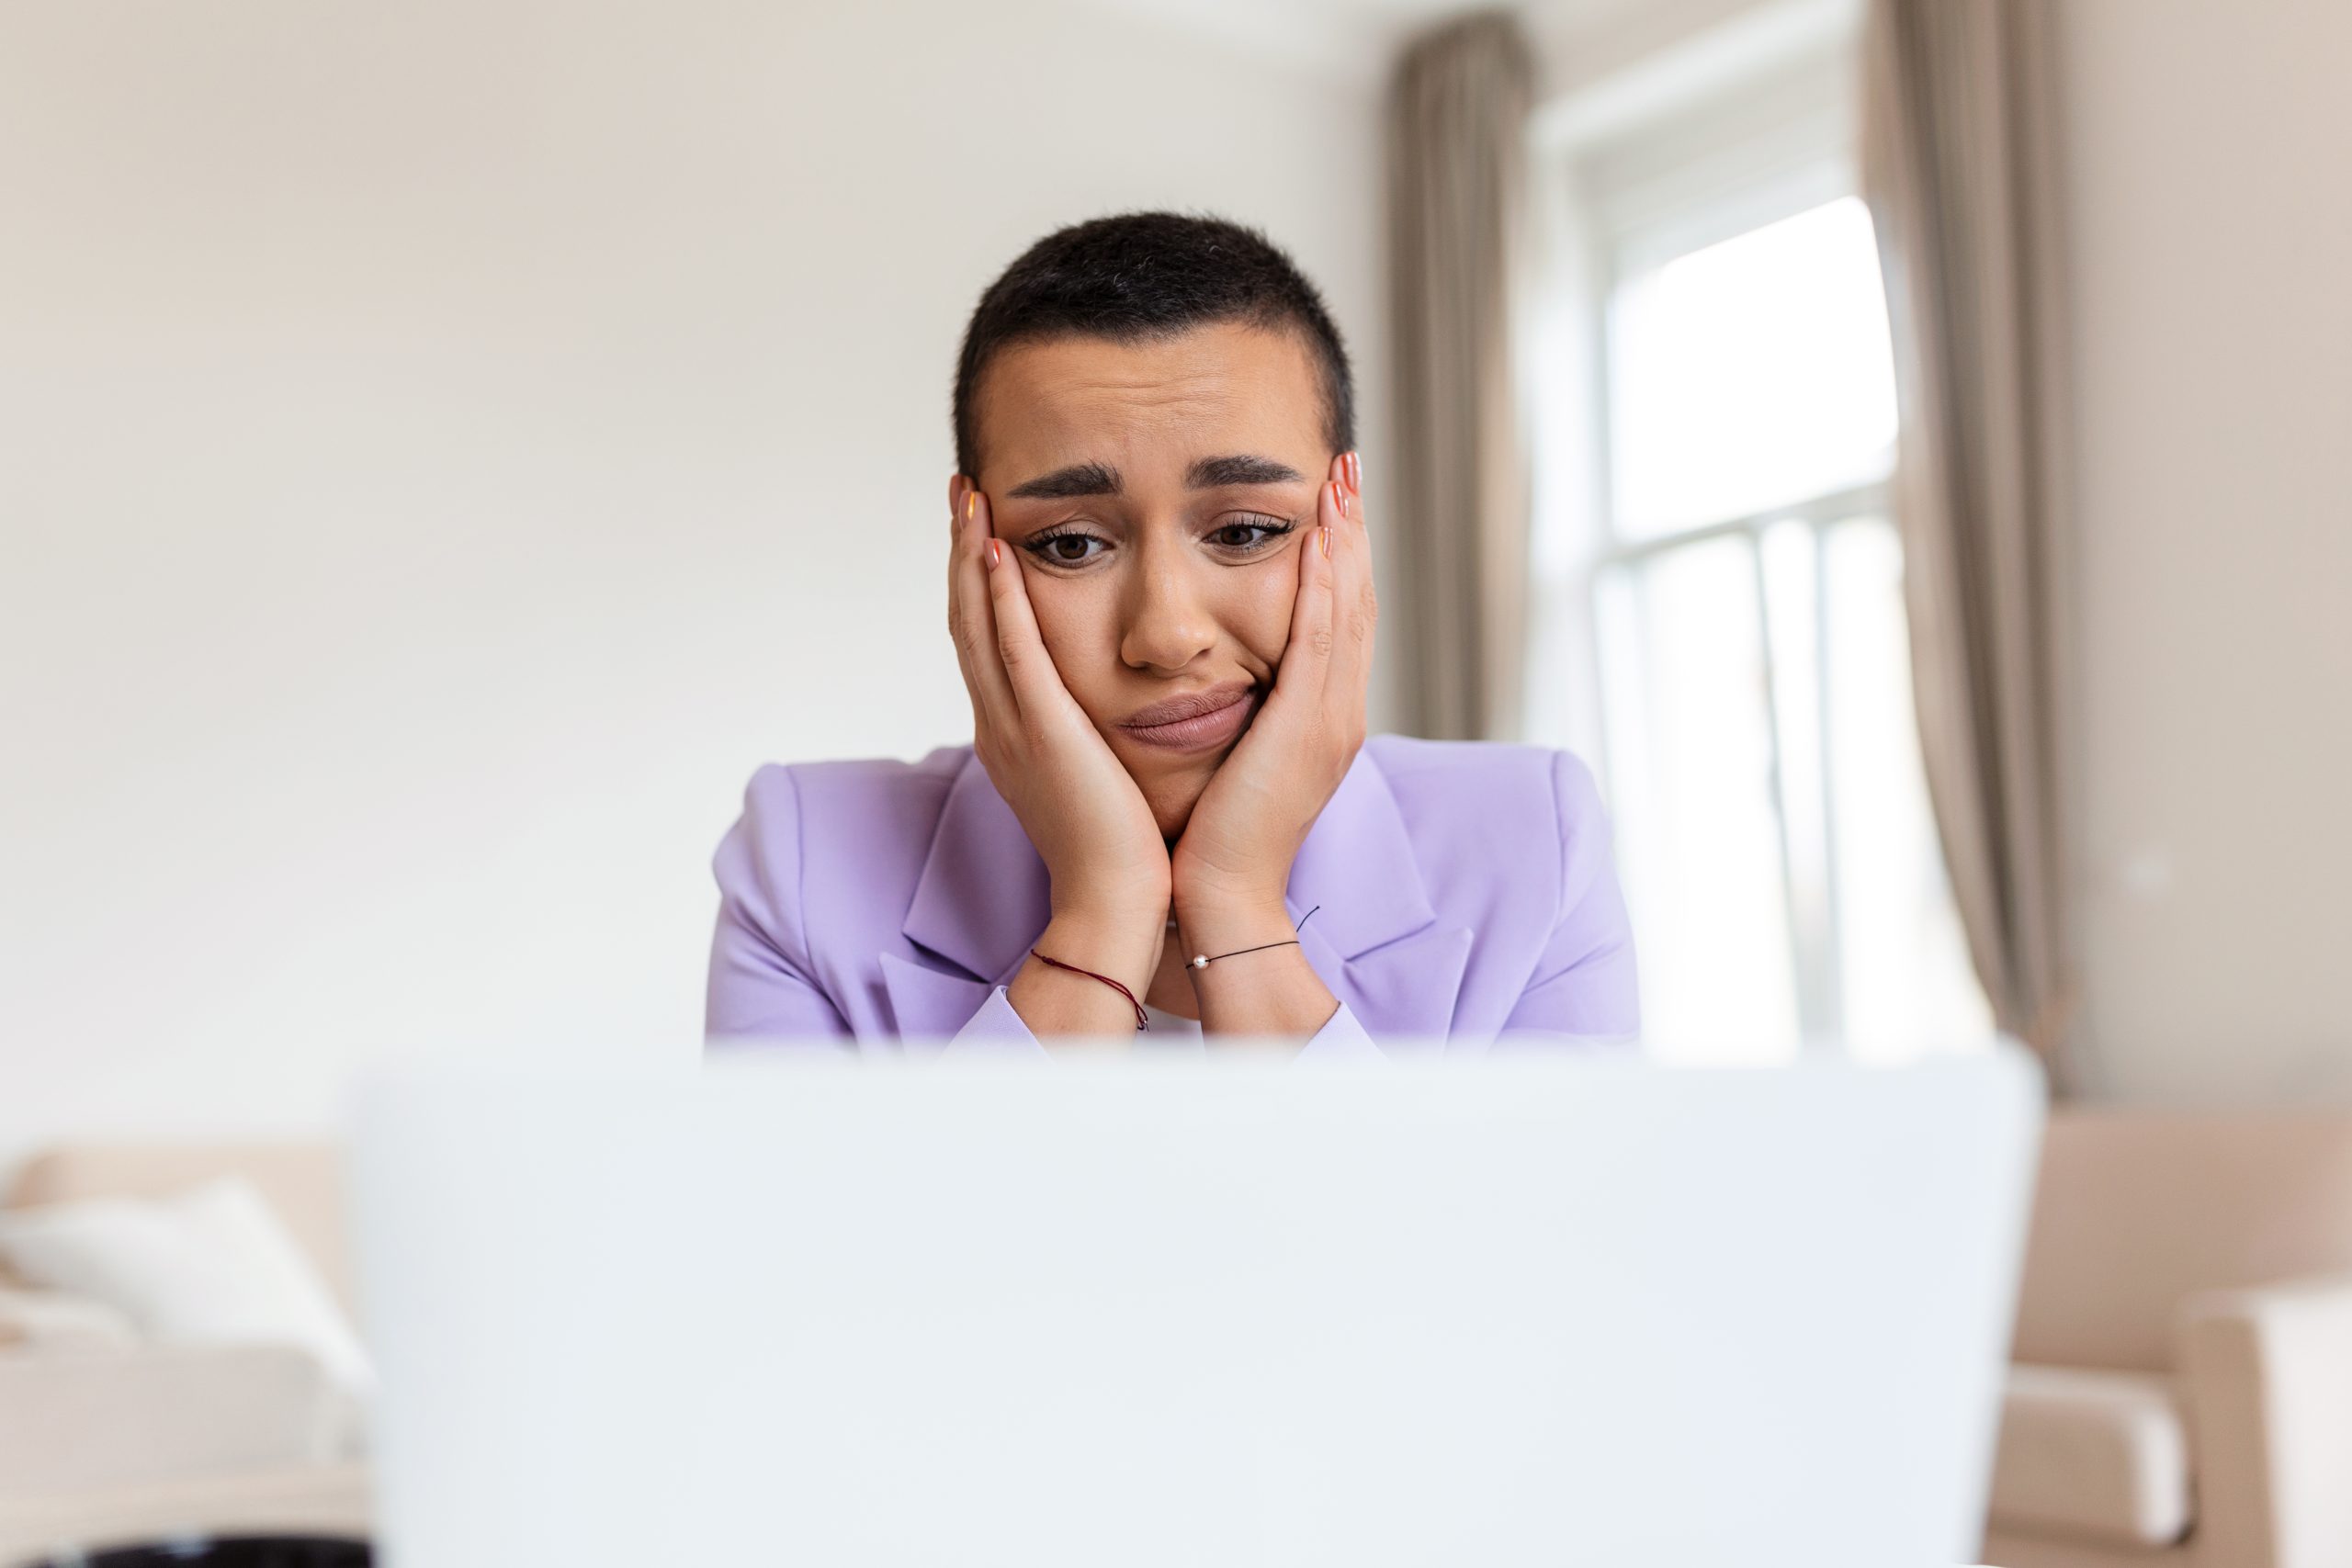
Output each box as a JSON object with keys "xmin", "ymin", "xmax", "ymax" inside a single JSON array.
[
  {"xmin": 1860, "ymin": 0, "xmax": 2079, "ymax": 1085},
  {"xmin": 1386, "ymin": 12, "xmax": 1534, "ymax": 741}
]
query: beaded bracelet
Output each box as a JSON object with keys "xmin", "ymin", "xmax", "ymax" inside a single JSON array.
[{"xmin": 1188, "ymin": 905, "xmax": 1320, "ymax": 970}]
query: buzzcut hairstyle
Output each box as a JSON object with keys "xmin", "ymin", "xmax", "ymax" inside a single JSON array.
[{"xmin": 952, "ymin": 211, "xmax": 1356, "ymax": 479}]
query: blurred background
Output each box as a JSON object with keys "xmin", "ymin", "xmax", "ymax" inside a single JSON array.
[
  {"xmin": 2, "ymin": 0, "xmax": 2350, "ymax": 1559},
  {"xmin": 10, "ymin": 0, "xmax": 2347, "ymax": 1139},
  {"xmin": 18, "ymin": 0, "xmax": 2352, "ymax": 1133}
]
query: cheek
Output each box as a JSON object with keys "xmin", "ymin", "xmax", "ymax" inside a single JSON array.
[
  {"xmin": 1238, "ymin": 560, "xmax": 1299, "ymax": 669},
  {"xmin": 1023, "ymin": 573, "xmax": 1121, "ymax": 706}
]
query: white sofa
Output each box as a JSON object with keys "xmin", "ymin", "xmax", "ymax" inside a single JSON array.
[
  {"xmin": 0, "ymin": 1145, "xmax": 369, "ymax": 1566},
  {"xmin": 1984, "ymin": 1113, "xmax": 2352, "ymax": 1568}
]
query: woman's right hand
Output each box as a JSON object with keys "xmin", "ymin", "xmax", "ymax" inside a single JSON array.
[{"xmin": 947, "ymin": 476, "xmax": 1169, "ymax": 1035}]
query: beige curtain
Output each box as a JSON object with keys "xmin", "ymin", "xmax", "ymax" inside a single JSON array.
[
  {"xmin": 1386, "ymin": 12, "xmax": 1533, "ymax": 741},
  {"xmin": 1860, "ymin": 0, "xmax": 2078, "ymax": 1084}
]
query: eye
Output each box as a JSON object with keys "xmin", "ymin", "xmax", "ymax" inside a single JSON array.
[
  {"xmin": 1021, "ymin": 528, "xmax": 1110, "ymax": 567},
  {"xmin": 1206, "ymin": 513, "xmax": 1295, "ymax": 554}
]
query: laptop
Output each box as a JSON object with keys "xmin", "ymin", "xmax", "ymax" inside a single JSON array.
[{"xmin": 351, "ymin": 1049, "xmax": 2041, "ymax": 1567}]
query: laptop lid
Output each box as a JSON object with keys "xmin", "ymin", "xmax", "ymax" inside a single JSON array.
[{"xmin": 354, "ymin": 1050, "xmax": 2040, "ymax": 1568}]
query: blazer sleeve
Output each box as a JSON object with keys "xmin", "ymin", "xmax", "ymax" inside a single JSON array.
[
  {"xmin": 704, "ymin": 764, "xmax": 856, "ymax": 1049},
  {"xmin": 1499, "ymin": 750, "xmax": 1641, "ymax": 1042}
]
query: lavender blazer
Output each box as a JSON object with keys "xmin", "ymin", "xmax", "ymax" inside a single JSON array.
[{"xmin": 705, "ymin": 735, "xmax": 1639, "ymax": 1055}]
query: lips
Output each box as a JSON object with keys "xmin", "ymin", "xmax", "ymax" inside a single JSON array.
[{"xmin": 1117, "ymin": 682, "xmax": 1260, "ymax": 752}]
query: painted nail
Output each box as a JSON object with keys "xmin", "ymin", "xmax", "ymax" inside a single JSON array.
[
  {"xmin": 1318, "ymin": 525, "xmax": 1331, "ymax": 558},
  {"xmin": 965, "ymin": 491, "xmax": 979, "ymax": 524},
  {"xmin": 988, "ymin": 538, "xmax": 1001, "ymax": 569},
  {"xmin": 1347, "ymin": 452, "xmax": 1361, "ymax": 493}
]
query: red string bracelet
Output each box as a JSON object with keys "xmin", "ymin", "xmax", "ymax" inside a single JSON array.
[{"xmin": 1028, "ymin": 948, "xmax": 1148, "ymax": 1030}]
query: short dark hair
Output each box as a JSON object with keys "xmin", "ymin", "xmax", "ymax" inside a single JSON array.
[{"xmin": 952, "ymin": 211, "xmax": 1355, "ymax": 479}]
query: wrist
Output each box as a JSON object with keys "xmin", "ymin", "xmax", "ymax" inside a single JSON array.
[
  {"xmin": 1184, "ymin": 928, "xmax": 1337, "ymax": 1042},
  {"xmin": 1171, "ymin": 897, "xmax": 1298, "ymax": 964},
  {"xmin": 1170, "ymin": 866, "xmax": 1287, "ymax": 921},
  {"xmin": 1169, "ymin": 839, "xmax": 1292, "ymax": 911},
  {"xmin": 1035, "ymin": 908, "xmax": 1160, "ymax": 996},
  {"xmin": 1051, "ymin": 866, "xmax": 1172, "ymax": 931}
]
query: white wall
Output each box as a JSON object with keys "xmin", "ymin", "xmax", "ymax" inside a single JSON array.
[
  {"xmin": 2057, "ymin": 0, "xmax": 2352, "ymax": 1101},
  {"xmin": 0, "ymin": 0, "xmax": 1386, "ymax": 1161}
]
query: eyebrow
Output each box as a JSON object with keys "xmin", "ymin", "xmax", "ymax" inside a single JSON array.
[
  {"xmin": 1002, "ymin": 453, "xmax": 1306, "ymax": 501},
  {"xmin": 1006, "ymin": 461, "xmax": 1122, "ymax": 500},
  {"xmin": 1187, "ymin": 454, "xmax": 1305, "ymax": 488}
]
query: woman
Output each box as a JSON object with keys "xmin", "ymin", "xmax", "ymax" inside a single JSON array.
[{"xmin": 706, "ymin": 213, "xmax": 1636, "ymax": 1054}]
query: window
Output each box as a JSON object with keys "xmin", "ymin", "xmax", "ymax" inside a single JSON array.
[{"xmin": 1530, "ymin": 34, "xmax": 1991, "ymax": 1062}]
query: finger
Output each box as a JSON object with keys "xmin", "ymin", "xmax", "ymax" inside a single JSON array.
[
  {"xmin": 944, "ymin": 477, "xmax": 973, "ymax": 662},
  {"xmin": 949, "ymin": 484, "xmax": 1018, "ymax": 729},
  {"xmin": 1322, "ymin": 470, "xmax": 1376, "ymax": 715},
  {"xmin": 1270, "ymin": 479, "xmax": 1343, "ymax": 706},
  {"xmin": 1327, "ymin": 450, "xmax": 1367, "ymax": 522},
  {"xmin": 1324, "ymin": 452, "xmax": 1355, "ymax": 526},
  {"xmin": 978, "ymin": 494, "xmax": 1081, "ymax": 724},
  {"xmin": 944, "ymin": 477, "xmax": 966, "ymax": 651}
]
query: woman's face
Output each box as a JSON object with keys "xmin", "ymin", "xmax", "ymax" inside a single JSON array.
[{"xmin": 969, "ymin": 321, "xmax": 1333, "ymax": 839}]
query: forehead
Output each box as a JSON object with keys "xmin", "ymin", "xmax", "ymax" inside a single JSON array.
[{"xmin": 973, "ymin": 321, "xmax": 1326, "ymax": 485}]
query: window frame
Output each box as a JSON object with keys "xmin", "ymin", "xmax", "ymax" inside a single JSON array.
[{"xmin": 1527, "ymin": 13, "xmax": 1949, "ymax": 1050}]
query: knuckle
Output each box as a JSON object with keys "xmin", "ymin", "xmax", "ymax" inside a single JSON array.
[{"xmin": 1309, "ymin": 624, "xmax": 1337, "ymax": 659}]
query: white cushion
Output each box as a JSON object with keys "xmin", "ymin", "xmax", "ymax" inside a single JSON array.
[
  {"xmin": 0, "ymin": 1286, "xmax": 139, "ymax": 1353},
  {"xmin": 1988, "ymin": 1364, "xmax": 2191, "ymax": 1548},
  {"xmin": 0, "ymin": 1176, "xmax": 371, "ymax": 1399}
]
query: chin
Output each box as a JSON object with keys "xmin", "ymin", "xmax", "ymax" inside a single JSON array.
[{"xmin": 1129, "ymin": 755, "xmax": 1217, "ymax": 842}]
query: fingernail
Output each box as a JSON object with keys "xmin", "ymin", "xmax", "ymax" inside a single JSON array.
[
  {"xmin": 1348, "ymin": 452, "xmax": 1362, "ymax": 493},
  {"xmin": 1318, "ymin": 525, "xmax": 1331, "ymax": 558},
  {"xmin": 965, "ymin": 491, "xmax": 979, "ymax": 525},
  {"xmin": 988, "ymin": 538, "xmax": 1001, "ymax": 569}
]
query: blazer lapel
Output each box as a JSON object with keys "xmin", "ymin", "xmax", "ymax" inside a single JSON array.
[
  {"xmin": 885, "ymin": 753, "xmax": 1049, "ymax": 1035},
  {"xmin": 878, "ymin": 952, "xmax": 996, "ymax": 1041},
  {"xmin": 1287, "ymin": 750, "xmax": 1473, "ymax": 1039}
]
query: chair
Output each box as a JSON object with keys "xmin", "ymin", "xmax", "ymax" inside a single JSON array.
[{"xmin": 1984, "ymin": 1112, "xmax": 2352, "ymax": 1567}]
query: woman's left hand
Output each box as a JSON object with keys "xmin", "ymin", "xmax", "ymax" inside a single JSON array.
[{"xmin": 1172, "ymin": 451, "xmax": 1373, "ymax": 934}]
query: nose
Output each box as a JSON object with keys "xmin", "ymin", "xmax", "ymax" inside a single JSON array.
[{"xmin": 1117, "ymin": 536, "xmax": 1216, "ymax": 675}]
